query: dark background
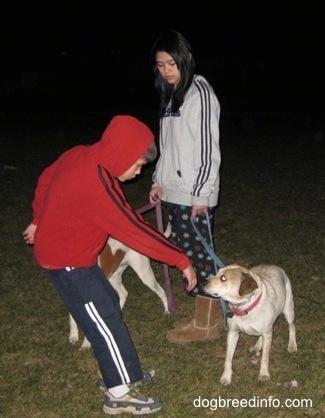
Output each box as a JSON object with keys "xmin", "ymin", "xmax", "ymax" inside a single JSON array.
[{"xmin": 1, "ymin": 1, "xmax": 324, "ymax": 116}]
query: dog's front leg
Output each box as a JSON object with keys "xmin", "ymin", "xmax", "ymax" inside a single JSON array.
[
  {"xmin": 80, "ymin": 336, "xmax": 91, "ymax": 351},
  {"xmin": 69, "ymin": 313, "xmax": 91, "ymax": 350},
  {"xmin": 258, "ymin": 332, "xmax": 273, "ymax": 382},
  {"xmin": 220, "ymin": 330, "xmax": 239, "ymax": 386},
  {"xmin": 109, "ymin": 273, "xmax": 128, "ymax": 310},
  {"xmin": 69, "ymin": 314, "xmax": 79, "ymax": 344}
]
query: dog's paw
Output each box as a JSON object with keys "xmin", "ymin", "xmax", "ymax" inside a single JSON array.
[
  {"xmin": 249, "ymin": 347, "xmax": 261, "ymax": 356},
  {"xmin": 79, "ymin": 337, "xmax": 91, "ymax": 351},
  {"xmin": 258, "ymin": 373, "xmax": 270, "ymax": 382},
  {"xmin": 288, "ymin": 341, "xmax": 298, "ymax": 353},
  {"xmin": 69, "ymin": 334, "xmax": 79, "ymax": 345},
  {"xmin": 220, "ymin": 374, "xmax": 232, "ymax": 386}
]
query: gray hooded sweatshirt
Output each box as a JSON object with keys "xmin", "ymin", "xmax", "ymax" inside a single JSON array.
[{"xmin": 153, "ymin": 75, "xmax": 221, "ymax": 207}]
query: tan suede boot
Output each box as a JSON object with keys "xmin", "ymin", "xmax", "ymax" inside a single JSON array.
[
  {"xmin": 166, "ymin": 295, "xmax": 223, "ymax": 344},
  {"xmin": 173, "ymin": 316, "xmax": 193, "ymax": 329}
]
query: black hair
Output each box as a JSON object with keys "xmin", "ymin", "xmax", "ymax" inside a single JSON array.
[
  {"xmin": 150, "ymin": 30, "xmax": 195, "ymax": 115},
  {"xmin": 143, "ymin": 142, "xmax": 157, "ymax": 162}
]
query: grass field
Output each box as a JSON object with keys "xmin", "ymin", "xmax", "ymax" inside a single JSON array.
[{"xmin": 1, "ymin": 108, "xmax": 324, "ymax": 417}]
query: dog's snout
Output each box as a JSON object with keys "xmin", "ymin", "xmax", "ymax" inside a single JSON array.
[{"xmin": 202, "ymin": 280, "xmax": 214, "ymax": 297}]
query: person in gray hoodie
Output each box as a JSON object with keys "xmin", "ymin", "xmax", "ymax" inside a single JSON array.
[{"xmin": 149, "ymin": 30, "xmax": 223, "ymax": 344}]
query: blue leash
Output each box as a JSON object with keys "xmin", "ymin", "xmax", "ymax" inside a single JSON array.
[{"xmin": 190, "ymin": 214, "xmax": 229, "ymax": 331}]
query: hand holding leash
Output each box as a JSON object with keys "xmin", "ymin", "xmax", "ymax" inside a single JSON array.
[
  {"xmin": 191, "ymin": 205, "xmax": 208, "ymax": 218},
  {"xmin": 149, "ymin": 186, "xmax": 163, "ymax": 204}
]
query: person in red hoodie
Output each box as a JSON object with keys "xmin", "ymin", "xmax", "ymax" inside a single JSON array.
[{"xmin": 23, "ymin": 115, "xmax": 197, "ymax": 416}]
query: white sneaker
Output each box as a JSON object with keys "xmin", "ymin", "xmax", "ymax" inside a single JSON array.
[{"xmin": 103, "ymin": 388, "xmax": 163, "ymax": 415}]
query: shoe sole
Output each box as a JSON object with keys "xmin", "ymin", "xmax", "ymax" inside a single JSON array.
[
  {"xmin": 103, "ymin": 404, "xmax": 162, "ymax": 415},
  {"xmin": 103, "ymin": 389, "xmax": 162, "ymax": 415}
]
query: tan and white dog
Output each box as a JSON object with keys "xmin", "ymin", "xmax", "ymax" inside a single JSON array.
[
  {"xmin": 204, "ymin": 264, "xmax": 297, "ymax": 385},
  {"xmin": 69, "ymin": 232, "xmax": 171, "ymax": 350}
]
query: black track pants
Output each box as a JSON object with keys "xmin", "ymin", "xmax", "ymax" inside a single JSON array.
[{"xmin": 44, "ymin": 264, "xmax": 143, "ymax": 388}]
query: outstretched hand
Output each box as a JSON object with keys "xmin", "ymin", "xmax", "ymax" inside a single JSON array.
[{"xmin": 182, "ymin": 264, "xmax": 197, "ymax": 292}]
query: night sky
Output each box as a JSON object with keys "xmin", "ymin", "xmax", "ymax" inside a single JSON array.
[{"xmin": 2, "ymin": 1, "xmax": 324, "ymax": 115}]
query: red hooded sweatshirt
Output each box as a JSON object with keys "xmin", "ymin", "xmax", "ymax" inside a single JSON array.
[{"xmin": 32, "ymin": 115, "xmax": 189, "ymax": 271}]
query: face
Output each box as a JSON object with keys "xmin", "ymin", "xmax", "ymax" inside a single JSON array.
[
  {"xmin": 118, "ymin": 157, "xmax": 147, "ymax": 182},
  {"xmin": 156, "ymin": 51, "xmax": 181, "ymax": 87},
  {"xmin": 204, "ymin": 265, "xmax": 258, "ymax": 303}
]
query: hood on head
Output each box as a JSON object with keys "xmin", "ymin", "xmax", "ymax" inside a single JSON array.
[{"xmin": 94, "ymin": 115, "xmax": 154, "ymax": 177}]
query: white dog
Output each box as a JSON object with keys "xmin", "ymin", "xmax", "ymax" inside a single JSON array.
[
  {"xmin": 69, "ymin": 231, "xmax": 171, "ymax": 350},
  {"xmin": 204, "ymin": 264, "xmax": 297, "ymax": 385}
]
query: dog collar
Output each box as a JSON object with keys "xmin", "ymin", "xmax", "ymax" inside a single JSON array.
[{"xmin": 229, "ymin": 293, "xmax": 262, "ymax": 316}]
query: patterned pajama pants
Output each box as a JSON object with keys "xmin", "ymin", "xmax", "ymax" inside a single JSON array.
[{"xmin": 163, "ymin": 202, "xmax": 217, "ymax": 297}]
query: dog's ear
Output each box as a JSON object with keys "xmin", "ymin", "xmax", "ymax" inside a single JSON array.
[{"xmin": 239, "ymin": 272, "xmax": 258, "ymax": 296}]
